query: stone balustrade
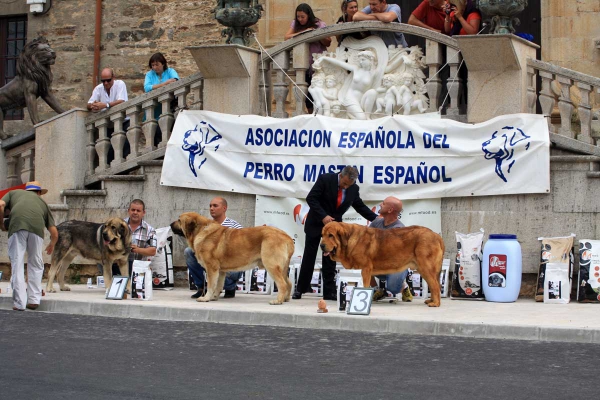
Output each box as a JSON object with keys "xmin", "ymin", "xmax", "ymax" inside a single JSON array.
[
  {"xmin": 258, "ymin": 22, "xmax": 466, "ymax": 120},
  {"xmin": 527, "ymin": 59, "xmax": 600, "ymax": 144},
  {"xmin": 3, "ymin": 130, "xmax": 35, "ymax": 187},
  {"xmin": 84, "ymin": 73, "xmax": 203, "ymax": 183}
]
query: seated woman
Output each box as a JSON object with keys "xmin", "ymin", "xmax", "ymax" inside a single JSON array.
[
  {"xmin": 284, "ymin": 3, "xmax": 331, "ymax": 113},
  {"xmin": 144, "ymin": 52, "xmax": 180, "ymax": 121},
  {"xmin": 336, "ymin": 0, "xmax": 367, "ymax": 46},
  {"xmin": 144, "ymin": 52, "xmax": 180, "ymax": 93},
  {"xmin": 444, "ymin": 0, "xmax": 481, "ymax": 36}
]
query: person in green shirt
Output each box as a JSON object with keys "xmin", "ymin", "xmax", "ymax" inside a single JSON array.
[{"xmin": 0, "ymin": 181, "xmax": 58, "ymax": 311}]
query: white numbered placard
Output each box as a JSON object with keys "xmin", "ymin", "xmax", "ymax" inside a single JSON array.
[
  {"xmin": 347, "ymin": 287, "xmax": 374, "ymax": 315},
  {"xmin": 106, "ymin": 276, "xmax": 129, "ymax": 300}
]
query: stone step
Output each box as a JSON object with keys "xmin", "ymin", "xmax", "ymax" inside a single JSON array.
[
  {"xmin": 551, "ymin": 155, "xmax": 600, "ymax": 163},
  {"xmin": 95, "ymin": 175, "xmax": 146, "ymax": 182},
  {"xmin": 60, "ymin": 189, "xmax": 108, "ymax": 197}
]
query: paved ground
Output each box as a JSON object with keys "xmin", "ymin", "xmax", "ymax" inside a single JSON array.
[
  {"xmin": 1, "ymin": 282, "xmax": 599, "ymax": 343},
  {"xmin": 1, "ymin": 310, "xmax": 598, "ymax": 399}
]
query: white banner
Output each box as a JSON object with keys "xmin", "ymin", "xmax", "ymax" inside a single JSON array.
[
  {"xmin": 255, "ymin": 195, "xmax": 441, "ymax": 259},
  {"xmin": 161, "ymin": 111, "xmax": 550, "ymax": 200}
]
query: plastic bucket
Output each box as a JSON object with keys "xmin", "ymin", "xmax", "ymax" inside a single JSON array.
[{"xmin": 482, "ymin": 234, "xmax": 522, "ymax": 302}]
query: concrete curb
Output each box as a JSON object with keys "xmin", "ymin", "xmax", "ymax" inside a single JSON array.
[{"xmin": 2, "ymin": 295, "xmax": 599, "ymax": 344}]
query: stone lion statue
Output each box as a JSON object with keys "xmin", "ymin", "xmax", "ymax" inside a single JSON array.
[{"xmin": 0, "ymin": 37, "xmax": 65, "ymax": 140}]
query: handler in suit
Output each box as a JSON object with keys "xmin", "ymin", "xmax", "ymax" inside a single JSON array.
[{"xmin": 293, "ymin": 166, "xmax": 378, "ymax": 300}]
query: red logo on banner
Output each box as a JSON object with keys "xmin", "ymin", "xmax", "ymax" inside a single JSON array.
[{"xmin": 293, "ymin": 204, "xmax": 309, "ymax": 225}]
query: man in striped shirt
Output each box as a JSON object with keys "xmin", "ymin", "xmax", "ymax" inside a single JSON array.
[
  {"xmin": 184, "ymin": 197, "xmax": 243, "ymax": 299},
  {"xmin": 126, "ymin": 199, "xmax": 157, "ymax": 276}
]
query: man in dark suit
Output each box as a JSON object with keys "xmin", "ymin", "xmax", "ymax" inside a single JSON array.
[{"xmin": 293, "ymin": 166, "xmax": 378, "ymax": 300}]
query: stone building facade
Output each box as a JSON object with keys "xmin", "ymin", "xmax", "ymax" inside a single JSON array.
[{"xmin": 0, "ymin": 0, "xmax": 598, "ymax": 134}]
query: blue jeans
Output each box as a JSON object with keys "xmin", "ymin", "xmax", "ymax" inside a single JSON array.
[
  {"xmin": 376, "ymin": 269, "xmax": 409, "ymax": 295},
  {"xmin": 184, "ymin": 247, "xmax": 241, "ymax": 291}
]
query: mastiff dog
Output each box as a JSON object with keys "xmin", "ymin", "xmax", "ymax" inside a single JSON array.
[
  {"xmin": 46, "ymin": 218, "xmax": 132, "ymax": 294},
  {"xmin": 320, "ymin": 222, "xmax": 445, "ymax": 307},
  {"xmin": 171, "ymin": 212, "xmax": 294, "ymax": 305}
]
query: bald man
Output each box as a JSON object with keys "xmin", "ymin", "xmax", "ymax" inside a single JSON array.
[
  {"xmin": 87, "ymin": 68, "xmax": 128, "ymax": 112},
  {"xmin": 370, "ymin": 196, "xmax": 413, "ymax": 302}
]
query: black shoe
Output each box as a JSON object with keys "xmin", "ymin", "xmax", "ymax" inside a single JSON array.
[
  {"xmin": 323, "ymin": 294, "xmax": 337, "ymax": 301},
  {"xmin": 191, "ymin": 289, "xmax": 205, "ymax": 299},
  {"xmin": 224, "ymin": 289, "xmax": 236, "ymax": 298},
  {"xmin": 292, "ymin": 291, "xmax": 302, "ymax": 300}
]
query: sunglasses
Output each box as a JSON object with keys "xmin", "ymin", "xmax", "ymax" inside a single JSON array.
[{"xmin": 101, "ymin": 78, "xmax": 113, "ymax": 83}]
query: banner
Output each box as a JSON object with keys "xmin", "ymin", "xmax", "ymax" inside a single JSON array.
[
  {"xmin": 161, "ymin": 111, "xmax": 550, "ymax": 200},
  {"xmin": 255, "ymin": 195, "xmax": 441, "ymax": 259}
]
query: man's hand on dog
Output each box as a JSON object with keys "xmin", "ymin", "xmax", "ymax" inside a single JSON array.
[
  {"xmin": 322, "ymin": 216, "xmax": 335, "ymax": 225},
  {"xmin": 45, "ymin": 242, "xmax": 54, "ymax": 255}
]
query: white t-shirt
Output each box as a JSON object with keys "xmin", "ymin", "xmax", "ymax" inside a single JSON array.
[{"xmin": 88, "ymin": 79, "xmax": 128, "ymax": 105}]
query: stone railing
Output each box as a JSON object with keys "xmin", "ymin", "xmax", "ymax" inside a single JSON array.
[
  {"xmin": 527, "ymin": 59, "xmax": 600, "ymax": 144},
  {"xmin": 2, "ymin": 129, "xmax": 35, "ymax": 187},
  {"xmin": 84, "ymin": 73, "xmax": 203, "ymax": 184},
  {"xmin": 258, "ymin": 22, "xmax": 466, "ymax": 119}
]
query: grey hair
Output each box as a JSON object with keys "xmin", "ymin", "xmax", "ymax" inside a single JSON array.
[{"xmin": 340, "ymin": 166, "xmax": 358, "ymax": 181}]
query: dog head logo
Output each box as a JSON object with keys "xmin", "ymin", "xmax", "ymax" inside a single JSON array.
[
  {"xmin": 481, "ymin": 126, "xmax": 531, "ymax": 183},
  {"xmin": 293, "ymin": 204, "xmax": 309, "ymax": 225},
  {"xmin": 181, "ymin": 121, "xmax": 223, "ymax": 177}
]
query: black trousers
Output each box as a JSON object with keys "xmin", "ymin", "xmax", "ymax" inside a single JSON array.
[{"xmin": 296, "ymin": 233, "xmax": 337, "ymax": 296}]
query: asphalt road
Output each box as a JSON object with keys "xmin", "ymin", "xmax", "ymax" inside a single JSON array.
[{"xmin": 0, "ymin": 310, "xmax": 595, "ymax": 399}]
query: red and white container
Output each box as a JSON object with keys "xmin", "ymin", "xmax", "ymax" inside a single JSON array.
[{"xmin": 482, "ymin": 234, "xmax": 522, "ymax": 302}]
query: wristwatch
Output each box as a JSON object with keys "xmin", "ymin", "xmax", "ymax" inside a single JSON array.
[{"xmin": 106, "ymin": 102, "xmax": 110, "ymax": 109}]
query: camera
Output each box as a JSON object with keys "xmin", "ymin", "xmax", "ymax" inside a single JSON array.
[{"xmin": 3, "ymin": 217, "xmax": 9, "ymax": 230}]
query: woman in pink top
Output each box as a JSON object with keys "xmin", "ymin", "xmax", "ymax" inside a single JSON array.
[{"xmin": 284, "ymin": 3, "xmax": 331, "ymax": 113}]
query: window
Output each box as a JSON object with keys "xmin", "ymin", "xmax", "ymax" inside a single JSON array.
[{"xmin": 0, "ymin": 16, "xmax": 27, "ymax": 120}]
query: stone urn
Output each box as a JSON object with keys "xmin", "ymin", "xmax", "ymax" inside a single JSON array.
[
  {"xmin": 213, "ymin": 0, "xmax": 263, "ymax": 46},
  {"xmin": 477, "ymin": 0, "xmax": 528, "ymax": 34}
]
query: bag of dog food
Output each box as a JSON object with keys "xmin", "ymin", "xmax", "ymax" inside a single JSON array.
[
  {"xmin": 544, "ymin": 263, "xmax": 570, "ymax": 304},
  {"xmin": 451, "ymin": 229, "xmax": 485, "ymax": 300},
  {"xmin": 535, "ymin": 234, "xmax": 574, "ymax": 302},
  {"xmin": 150, "ymin": 227, "xmax": 174, "ymax": 290},
  {"xmin": 577, "ymin": 239, "xmax": 600, "ymax": 303},
  {"xmin": 132, "ymin": 261, "xmax": 153, "ymax": 300},
  {"xmin": 408, "ymin": 270, "xmax": 427, "ymax": 298}
]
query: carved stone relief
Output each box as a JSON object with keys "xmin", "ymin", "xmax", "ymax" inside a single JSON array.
[{"xmin": 309, "ymin": 36, "xmax": 429, "ymax": 119}]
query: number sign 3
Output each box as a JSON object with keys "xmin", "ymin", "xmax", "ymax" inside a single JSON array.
[{"xmin": 347, "ymin": 287, "xmax": 374, "ymax": 315}]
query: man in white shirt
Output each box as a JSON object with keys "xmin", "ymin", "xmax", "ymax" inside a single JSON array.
[{"xmin": 87, "ymin": 68, "xmax": 128, "ymax": 112}]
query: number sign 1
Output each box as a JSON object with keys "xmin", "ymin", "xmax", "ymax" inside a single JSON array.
[
  {"xmin": 106, "ymin": 276, "xmax": 129, "ymax": 300},
  {"xmin": 347, "ymin": 287, "xmax": 374, "ymax": 315}
]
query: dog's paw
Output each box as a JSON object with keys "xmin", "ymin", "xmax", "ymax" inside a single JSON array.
[
  {"xmin": 269, "ymin": 299, "xmax": 284, "ymax": 305},
  {"xmin": 46, "ymin": 288, "xmax": 56, "ymax": 293},
  {"xmin": 196, "ymin": 296, "xmax": 211, "ymax": 302},
  {"xmin": 60, "ymin": 286, "xmax": 71, "ymax": 292},
  {"xmin": 425, "ymin": 299, "xmax": 440, "ymax": 307}
]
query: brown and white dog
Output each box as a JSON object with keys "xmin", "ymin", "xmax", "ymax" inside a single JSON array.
[{"xmin": 171, "ymin": 212, "xmax": 295, "ymax": 305}]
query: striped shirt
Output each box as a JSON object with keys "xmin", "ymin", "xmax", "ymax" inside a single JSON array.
[
  {"xmin": 221, "ymin": 217, "xmax": 242, "ymax": 229},
  {"xmin": 125, "ymin": 218, "xmax": 157, "ymax": 261}
]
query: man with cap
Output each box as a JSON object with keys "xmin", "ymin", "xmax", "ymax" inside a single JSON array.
[{"xmin": 0, "ymin": 181, "xmax": 58, "ymax": 311}]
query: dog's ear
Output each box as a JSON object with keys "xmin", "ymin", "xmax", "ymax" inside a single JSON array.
[
  {"xmin": 184, "ymin": 216, "xmax": 197, "ymax": 240},
  {"xmin": 337, "ymin": 224, "xmax": 348, "ymax": 248},
  {"xmin": 120, "ymin": 219, "xmax": 132, "ymax": 246}
]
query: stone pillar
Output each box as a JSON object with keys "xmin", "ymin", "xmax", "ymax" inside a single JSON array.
[
  {"xmin": 35, "ymin": 109, "xmax": 89, "ymax": 204},
  {"xmin": 454, "ymin": 34, "xmax": 539, "ymax": 123},
  {"xmin": 187, "ymin": 45, "xmax": 260, "ymax": 115}
]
